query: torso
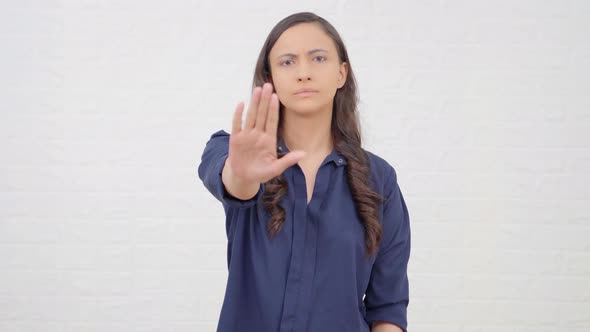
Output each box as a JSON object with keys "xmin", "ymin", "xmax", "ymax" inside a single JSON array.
[
  {"xmin": 304, "ymin": 171, "xmax": 317, "ymax": 205},
  {"xmin": 298, "ymin": 155, "xmax": 327, "ymax": 205}
]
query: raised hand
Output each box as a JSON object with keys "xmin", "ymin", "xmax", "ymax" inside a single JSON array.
[{"xmin": 226, "ymin": 82, "xmax": 305, "ymax": 185}]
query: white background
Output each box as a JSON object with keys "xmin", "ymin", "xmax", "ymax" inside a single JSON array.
[{"xmin": 1, "ymin": 0, "xmax": 589, "ymax": 331}]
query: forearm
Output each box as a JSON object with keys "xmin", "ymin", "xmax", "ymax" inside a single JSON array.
[{"xmin": 371, "ymin": 321, "xmax": 403, "ymax": 332}]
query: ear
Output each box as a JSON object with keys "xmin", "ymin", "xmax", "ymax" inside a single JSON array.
[{"xmin": 338, "ymin": 62, "xmax": 348, "ymax": 89}]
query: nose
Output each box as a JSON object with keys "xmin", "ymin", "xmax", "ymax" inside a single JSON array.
[{"xmin": 297, "ymin": 62, "xmax": 312, "ymax": 81}]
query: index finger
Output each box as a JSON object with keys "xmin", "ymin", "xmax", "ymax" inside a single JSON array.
[{"xmin": 231, "ymin": 101, "xmax": 244, "ymax": 135}]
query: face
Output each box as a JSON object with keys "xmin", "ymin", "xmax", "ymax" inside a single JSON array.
[{"xmin": 267, "ymin": 22, "xmax": 348, "ymax": 114}]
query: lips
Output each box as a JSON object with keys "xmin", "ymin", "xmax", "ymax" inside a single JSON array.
[
  {"xmin": 295, "ymin": 88, "xmax": 318, "ymax": 94},
  {"xmin": 294, "ymin": 88, "xmax": 319, "ymax": 95}
]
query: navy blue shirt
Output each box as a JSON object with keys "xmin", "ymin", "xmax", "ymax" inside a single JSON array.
[{"xmin": 198, "ymin": 129, "xmax": 411, "ymax": 332}]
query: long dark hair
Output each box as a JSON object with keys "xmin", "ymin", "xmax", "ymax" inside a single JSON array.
[{"xmin": 252, "ymin": 12, "xmax": 384, "ymax": 258}]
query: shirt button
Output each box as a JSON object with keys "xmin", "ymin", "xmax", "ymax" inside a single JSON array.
[
  {"xmin": 278, "ymin": 146, "xmax": 283, "ymax": 151},
  {"xmin": 338, "ymin": 158, "xmax": 343, "ymax": 163}
]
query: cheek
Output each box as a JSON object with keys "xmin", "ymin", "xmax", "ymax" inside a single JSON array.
[
  {"xmin": 270, "ymin": 74, "xmax": 288, "ymax": 95},
  {"xmin": 272, "ymin": 82, "xmax": 286, "ymax": 99}
]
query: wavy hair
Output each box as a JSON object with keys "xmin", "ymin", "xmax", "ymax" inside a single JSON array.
[{"xmin": 252, "ymin": 12, "xmax": 384, "ymax": 258}]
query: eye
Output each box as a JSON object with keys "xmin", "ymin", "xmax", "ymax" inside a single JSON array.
[
  {"xmin": 314, "ymin": 55, "xmax": 327, "ymax": 62},
  {"xmin": 281, "ymin": 59, "xmax": 294, "ymax": 66}
]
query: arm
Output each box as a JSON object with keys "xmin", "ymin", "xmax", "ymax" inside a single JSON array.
[
  {"xmin": 364, "ymin": 165, "xmax": 411, "ymax": 332},
  {"xmin": 197, "ymin": 129, "xmax": 263, "ymax": 208},
  {"xmin": 199, "ymin": 85, "xmax": 302, "ymax": 209}
]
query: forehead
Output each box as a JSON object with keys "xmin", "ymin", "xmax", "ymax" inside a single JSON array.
[{"xmin": 269, "ymin": 23, "xmax": 335, "ymax": 56}]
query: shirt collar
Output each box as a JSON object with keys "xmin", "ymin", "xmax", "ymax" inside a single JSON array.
[{"xmin": 277, "ymin": 136, "xmax": 348, "ymax": 167}]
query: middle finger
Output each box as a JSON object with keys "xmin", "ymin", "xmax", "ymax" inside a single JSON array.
[{"xmin": 244, "ymin": 86, "xmax": 262, "ymax": 129}]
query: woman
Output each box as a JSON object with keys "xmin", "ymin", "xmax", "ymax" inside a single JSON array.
[{"xmin": 198, "ymin": 12, "xmax": 411, "ymax": 332}]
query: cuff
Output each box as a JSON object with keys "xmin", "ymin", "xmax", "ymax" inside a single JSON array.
[{"xmin": 365, "ymin": 301, "xmax": 408, "ymax": 332}]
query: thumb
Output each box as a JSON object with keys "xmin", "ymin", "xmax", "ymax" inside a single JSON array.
[{"xmin": 273, "ymin": 150, "xmax": 306, "ymax": 174}]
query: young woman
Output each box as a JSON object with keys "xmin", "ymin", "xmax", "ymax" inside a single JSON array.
[{"xmin": 198, "ymin": 12, "xmax": 411, "ymax": 332}]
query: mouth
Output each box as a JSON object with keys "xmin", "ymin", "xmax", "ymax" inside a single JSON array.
[{"xmin": 294, "ymin": 89, "xmax": 319, "ymax": 96}]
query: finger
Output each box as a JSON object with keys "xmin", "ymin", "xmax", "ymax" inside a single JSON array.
[
  {"xmin": 256, "ymin": 83, "xmax": 272, "ymax": 131},
  {"xmin": 231, "ymin": 101, "xmax": 244, "ymax": 135},
  {"xmin": 272, "ymin": 150, "xmax": 306, "ymax": 175},
  {"xmin": 265, "ymin": 93, "xmax": 279, "ymax": 134},
  {"xmin": 245, "ymin": 86, "xmax": 261, "ymax": 129}
]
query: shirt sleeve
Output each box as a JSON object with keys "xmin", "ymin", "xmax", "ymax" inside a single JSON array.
[
  {"xmin": 197, "ymin": 129, "xmax": 263, "ymax": 209},
  {"xmin": 363, "ymin": 165, "xmax": 411, "ymax": 332}
]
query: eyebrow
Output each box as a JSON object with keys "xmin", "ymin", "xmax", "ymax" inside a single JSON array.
[{"xmin": 277, "ymin": 48, "xmax": 328, "ymax": 59}]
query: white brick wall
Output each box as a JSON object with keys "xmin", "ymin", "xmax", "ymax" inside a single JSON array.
[{"xmin": 1, "ymin": 1, "xmax": 588, "ymax": 331}]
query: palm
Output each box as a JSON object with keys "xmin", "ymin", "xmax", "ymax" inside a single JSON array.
[
  {"xmin": 227, "ymin": 83, "xmax": 305, "ymax": 184},
  {"xmin": 228, "ymin": 130, "xmax": 278, "ymax": 183}
]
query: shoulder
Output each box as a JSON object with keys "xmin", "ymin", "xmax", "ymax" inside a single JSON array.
[
  {"xmin": 207, "ymin": 129, "xmax": 230, "ymax": 141},
  {"xmin": 203, "ymin": 129, "xmax": 231, "ymax": 151},
  {"xmin": 362, "ymin": 148, "xmax": 399, "ymax": 195}
]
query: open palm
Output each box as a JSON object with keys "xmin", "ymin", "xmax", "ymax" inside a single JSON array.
[{"xmin": 227, "ymin": 82, "xmax": 305, "ymax": 184}]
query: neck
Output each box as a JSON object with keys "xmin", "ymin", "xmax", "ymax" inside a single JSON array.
[{"xmin": 281, "ymin": 104, "xmax": 333, "ymax": 159}]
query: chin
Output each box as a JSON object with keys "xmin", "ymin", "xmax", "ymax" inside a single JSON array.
[
  {"xmin": 285, "ymin": 105, "xmax": 321, "ymax": 114},
  {"xmin": 284, "ymin": 99, "xmax": 328, "ymax": 114}
]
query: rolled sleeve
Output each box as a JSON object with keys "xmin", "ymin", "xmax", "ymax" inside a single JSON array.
[
  {"xmin": 364, "ymin": 166, "xmax": 411, "ymax": 332},
  {"xmin": 197, "ymin": 129, "xmax": 263, "ymax": 209}
]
